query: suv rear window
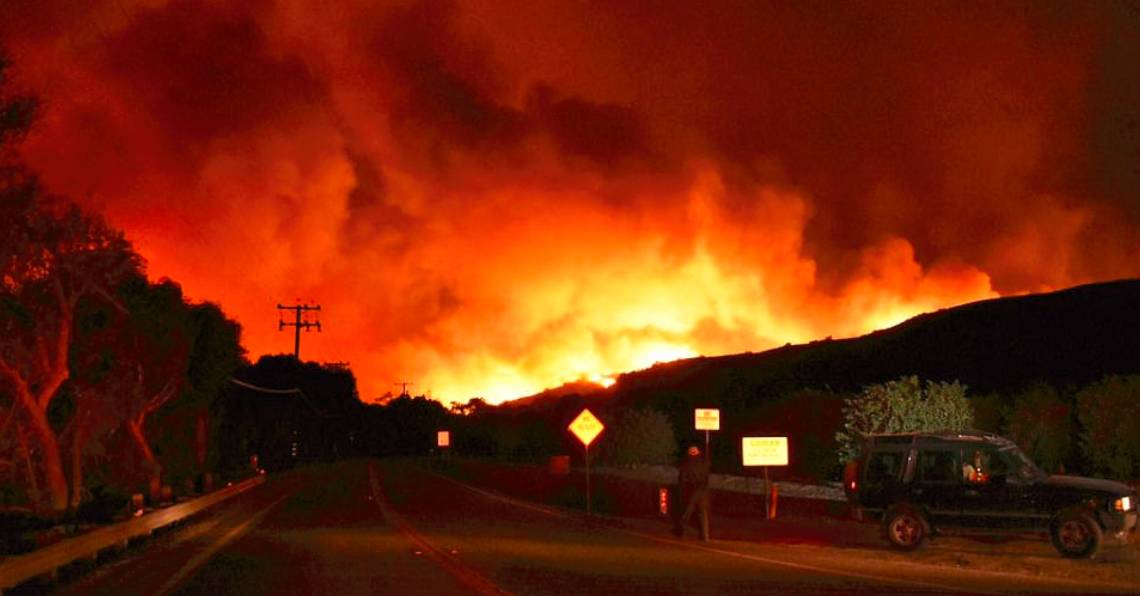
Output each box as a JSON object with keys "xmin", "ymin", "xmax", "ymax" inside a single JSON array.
[
  {"xmin": 915, "ymin": 449, "xmax": 959, "ymax": 483},
  {"xmin": 866, "ymin": 451, "xmax": 905, "ymax": 484}
]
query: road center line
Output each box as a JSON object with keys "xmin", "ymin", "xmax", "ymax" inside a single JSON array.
[{"xmin": 368, "ymin": 463, "xmax": 511, "ymax": 596}]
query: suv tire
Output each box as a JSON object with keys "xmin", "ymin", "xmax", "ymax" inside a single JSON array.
[
  {"xmin": 883, "ymin": 505, "xmax": 927, "ymax": 550},
  {"xmin": 1050, "ymin": 510, "xmax": 1102, "ymax": 559}
]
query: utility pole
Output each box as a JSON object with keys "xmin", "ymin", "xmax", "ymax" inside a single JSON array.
[
  {"xmin": 277, "ymin": 303, "xmax": 321, "ymax": 360},
  {"xmin": 394, "ymin": 381, "xmax": 414, "ymax": 397}
]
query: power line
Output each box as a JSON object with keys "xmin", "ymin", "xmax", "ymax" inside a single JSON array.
[
  {"xmin": 230, "ymin": 378, "xmax": 301, "ymax": 394},
  {"xmin": 228, "ymin": 378, "xmax": 327, "ymax": 418},
  {"xmin": 277, "ymin": 303, "xmax": 321, "ymax": 360},
  {"xmin": 394, "ymin": 381, "xmax": 414, "ymax": 397}
]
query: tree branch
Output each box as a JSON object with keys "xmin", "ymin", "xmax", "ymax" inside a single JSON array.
[
  {"xmin": 35, "ymin": 285, "xmax": 72, "ymax": 411},
  {"xmin": 0, "ymin": 355, "xmax": 37, "ymax": 414},
  {"xmin": 142, "ymin": 377, "xmax": 180, "ymax": 418}
]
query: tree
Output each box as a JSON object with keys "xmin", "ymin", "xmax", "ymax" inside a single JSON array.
[
  {"xmin": 116, "ymin": 278, "xmax": 193, "ymax": 498},
  {"xmin": 1076, "ymin": 375, "xmax": 1140, "ymax": 479},
  {"xmin": 1005, "ymin": 383, "xmax": 1072, "ymax": 474},
  {"xmin": 0, "ymin": 53, "xmax": 139, "ymax": 513},
  {"xmin": 836, "ymin": 376, "xmax": 972, "ymax": 462},
  {"xmin": 601, "ymin": 408, "xmax": 677, "ymax": 468},
  {"xmin": 0, "ymin": 195, "xmax": 138, "ymax": 512},
  {"xmin": 179, "ymin": 302, "xmax": 244, "ymax": 486}
]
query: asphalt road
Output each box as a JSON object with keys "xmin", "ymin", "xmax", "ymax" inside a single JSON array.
[{"xmin": 57, "ymin": 460, "xmax": 1137, "ymax": 595}]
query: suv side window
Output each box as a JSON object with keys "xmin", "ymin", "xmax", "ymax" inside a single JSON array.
[
  {"xmin": 915, "ymin": 449, "xmax": 959, "ymax": 483},
  {"xmin": 962, "ymin": 446, "xmax": 1010, "ymax": 484},
  {"xmin": 865, "ymin": 450, "xmax": 904, "ymax": 484}
]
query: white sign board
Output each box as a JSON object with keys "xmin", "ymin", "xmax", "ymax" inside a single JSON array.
[
  {"xmin": 694, "ymin": 408, "xmax": 720, "ymax": 431},
  {"xmin": 742, "ymin": 436, "xmax": 789, "ymax": 466},
  {"xmin": 437, "ymin": 430, "xmax": 450, "ymax": 448}
]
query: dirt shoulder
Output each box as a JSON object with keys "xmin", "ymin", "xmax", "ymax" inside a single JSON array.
[{"xmin": 439, "ymin": 458, "xmax": 1140, "ymax": 590}]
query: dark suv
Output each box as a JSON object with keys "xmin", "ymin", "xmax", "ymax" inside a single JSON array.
[{"xmin": 844, "ymin": 431, "xmax": 1137, "ymax": 558}]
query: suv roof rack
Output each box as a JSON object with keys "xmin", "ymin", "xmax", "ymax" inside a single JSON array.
[{"xmin": 867, "ymin": 430, "xmax": 1011, "ymax": 445}]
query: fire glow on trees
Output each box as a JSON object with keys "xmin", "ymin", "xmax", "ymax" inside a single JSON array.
[{"xmin": 3, "ymin": 2, "xmax": 1138, "ymax": 404}]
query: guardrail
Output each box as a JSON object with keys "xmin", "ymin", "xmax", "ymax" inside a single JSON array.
[{"xmin": 0, "ymin": 474, "xmax": 266, "ymax": 591}]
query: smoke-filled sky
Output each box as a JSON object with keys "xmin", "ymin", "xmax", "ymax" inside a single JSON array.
[{"xmin": 3, "ymin": 1, "xmax": 1138, "ymax": 404}]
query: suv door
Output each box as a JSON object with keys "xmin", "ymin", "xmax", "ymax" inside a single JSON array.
[
  {"xmin": 860, "ymin": 448, "xmax": 908, "ymax": 514},
  {"xmin": 958, "ymin": 446, "xmax": 1039, "ymax": 529},
  {"xmin": 911, "ymin": 447, "xmax": 965, "ymax": 525}
]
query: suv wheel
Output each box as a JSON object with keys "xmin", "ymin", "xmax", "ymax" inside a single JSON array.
[
  {"xmin": 1050, "ymin": 510, "xmax": 1102, "ymax": 559},
  {"xmin": 883, "ymin": 505, "xmax": 927, "ymax": 550}
]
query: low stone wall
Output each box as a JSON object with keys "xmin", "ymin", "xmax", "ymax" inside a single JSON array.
[{"xmin": 593, "ymin": 464, "xmax": 846, "ymax": 501}]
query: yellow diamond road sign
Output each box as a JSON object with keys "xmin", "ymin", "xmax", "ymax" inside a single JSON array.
[{"xmin": 569, "ymin": 408, "xmax": 605, "ymax": 447}]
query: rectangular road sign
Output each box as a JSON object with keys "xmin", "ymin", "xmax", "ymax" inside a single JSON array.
[
  {"xmin": 569, "ymin": 408, "xmax": 605, "ymax": 447},
  {"xmin": 742, "ymin": 436, "xmax": 789, "ymax": 466},
  {"xmin": 437, "ymin": 430, "xmax": 450, "ymax": 448},
  {"xmin": 694, "ymin": 408, "xmax": 720, "ymax": 431}
]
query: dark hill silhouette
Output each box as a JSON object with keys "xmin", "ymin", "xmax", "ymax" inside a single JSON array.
[
  {"xmin": 509, "ymin": 279, "xmax": 1140, "ymax": 412},
  {"xmin": 612, "ymin": 278, "xmax": 1140, "ymax": 405}
]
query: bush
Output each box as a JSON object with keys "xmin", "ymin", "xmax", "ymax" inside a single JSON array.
[
  {"xmin": 1005, "ymin": 383, "xmax": 1072, "ymax": 474},
  {"xmin": 601, "ymin": 408, "xmax": 677, "ymax": 468},
  {"xmin": 836, "ymin": 376, "xmax": 972, "ymax": 462},
  {"xmin": 970, "ymin": 392, "xmax": 1005, "ymax": 433},
  {"xmin": 1077, "ymin": 375, "xmax": 1140, "ymax": 479}
]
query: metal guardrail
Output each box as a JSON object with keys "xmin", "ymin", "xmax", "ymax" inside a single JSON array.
[{"xmin": 0, "ymin": 474, "xmax": 266, "ymax": 591}]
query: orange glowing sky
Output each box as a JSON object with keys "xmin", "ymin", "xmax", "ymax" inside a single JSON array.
[{"xmin": 3, "ymin": 1, "xmax": 1139, "ymax": 404}]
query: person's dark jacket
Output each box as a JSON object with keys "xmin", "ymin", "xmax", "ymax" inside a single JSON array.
[{"xmin": 678, "ymin": 453, "xmax": 710, "ymax": 496}]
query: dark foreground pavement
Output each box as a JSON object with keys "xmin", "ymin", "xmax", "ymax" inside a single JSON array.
[{"xmin": 46, "ymin": 459, "xmax": 1139, "ymax": 595}]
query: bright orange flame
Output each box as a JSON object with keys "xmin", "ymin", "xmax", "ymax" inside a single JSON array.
[
  {"xmin": 587, "ymin": 373, "xmax": 616, "ymax": 388},
  {"xmin": 17, "ymin": 1, "xmax": 1136, "ymax": 408}
]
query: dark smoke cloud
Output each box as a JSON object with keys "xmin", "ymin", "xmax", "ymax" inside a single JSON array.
[{"xmin": 2, "ymin": 0, "xmax": 1138, "ymax": 401}]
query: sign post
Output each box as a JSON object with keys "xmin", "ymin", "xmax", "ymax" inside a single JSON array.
[
  {"xmin": 742, "ymin": 437, "xmax": 789, "ymax": 520},
  {"xmin": 694, "ymin": 408, "xmax": 720, "ymax": 456},
  {"xmin": 568, "ymin": 408, "xmax": 605, "ymax": 515}
]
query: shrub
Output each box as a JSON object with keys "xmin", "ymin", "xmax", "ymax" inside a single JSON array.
[
  {"xmin": 836, "ymin": 376, "xmax": 972, "ymax": 462},
  {"xmin": 970, "ymin": 392, "xmax": 1006, "ymax": 433},
  {"xmin": 602, "ymin": 408, "xmax": 677, "ymax": 468},
  {"xmin": 1077, "ymin": 375, "xmax": 1140, "ymax": 479},
  {"xmin": 1005, "ymin": 383, "xmax": 1072, "ymax": 474}
]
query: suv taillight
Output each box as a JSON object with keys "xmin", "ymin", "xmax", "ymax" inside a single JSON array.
[{"xmin": 843, "ymin": 460, "xmax": 859, "ymax": 496}]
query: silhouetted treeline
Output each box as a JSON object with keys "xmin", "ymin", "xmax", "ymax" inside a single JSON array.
[{"xmin": 2, "ymin": 55, "xmax": 248, "ymax": 519}]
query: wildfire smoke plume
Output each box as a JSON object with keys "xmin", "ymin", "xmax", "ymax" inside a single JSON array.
[{"xmin": 3, "ymin": 1, "xmax": 1138, "ymax": 403}]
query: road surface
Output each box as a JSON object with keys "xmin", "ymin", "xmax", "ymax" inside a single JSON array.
[{"xmin": 52, "ymin": 460, "xmax": 1137, "ymax": 595}]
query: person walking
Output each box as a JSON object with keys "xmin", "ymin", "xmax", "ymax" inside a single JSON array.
[{"xmin": 673, "ymin": 445, "xmax": 710, "ymax": 540}]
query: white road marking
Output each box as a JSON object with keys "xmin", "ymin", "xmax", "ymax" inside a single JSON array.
[
  {"xmin": 154, "ymin": 493, "xmax": 288, "ymax": 595},
  {"xmin": 368, "ymin": 463, "xmax": 511, "ymax": 596},
  {"xmin": 429, "ymin": 469, "xmax": 995, "ymax": 594}
]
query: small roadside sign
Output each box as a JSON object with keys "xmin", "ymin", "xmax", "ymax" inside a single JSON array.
[
  {"xmin": 437, "ymin": 430, "xmax": 450, "ymax": 448},
  {"xmin": 568, "ymin": 408, "xmax": 605, "ymax": 447},
  {"xmin": 568, "ymin": 408, "xmax": 605, "ymax": 515},
  {"xmin": 742, "ymin": 436, "xmax": 789, "ymax": 467},
  {"xmin": 742, "ymin": 436, "xmax": 789, "ymax": 521},
  {"xmin": 694, "ymin": 408, "xmax": 720, "ymax": 431}
]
